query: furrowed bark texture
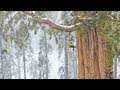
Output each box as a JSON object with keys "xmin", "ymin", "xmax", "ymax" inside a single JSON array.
[{"xmin": 76, "ymin": 28, "xmax": 106, "ymax": 79}]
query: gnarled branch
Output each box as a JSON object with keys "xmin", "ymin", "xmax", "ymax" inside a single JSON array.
[
  {"xmin": 40, "ymin": 18, "xmax": 82, "ymax": 32},
  {"xmin": 22, "ymin": 11, "xmax": 82, "ymax": 32}
]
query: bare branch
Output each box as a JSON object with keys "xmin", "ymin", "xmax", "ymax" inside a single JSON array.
[
  {"xmin": 22, "ymin": 11, "xmax": 82, "ymax": 32},
  {"xmin": 40, "ymin": 18, "xmax": 82, "ymax": 32}
]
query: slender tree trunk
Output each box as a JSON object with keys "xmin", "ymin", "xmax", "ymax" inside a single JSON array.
[
  {"xmin": 44, "ymin": 31, "xmax": 48, "ymax": 79},
  {"xmin": 23, "ymin": 48, "xmax": 26, "ymax": 79},
  {"xmin": 64, "ymin": 33, "xmax": 69, "ymax": 79},
  {"xmin": 73, "ymin": 50, "xmax": 78, "ymax": 79},
  {"xmin": 39, "ymin": 67, "xmax": 42, "ymax": 79},
  {"xmin": 18, "ymin": 56, "xmax": 21, "ymax": 79},
  {"xmin": 0, "ymin": 39, "xmax": 4, "ymax": 79},
  {"xmin": 68, "ymin": 44, "xmax": 78, "ymax": 79},
  {"xmin": 9, "ymin": 59, "xmax": 12, "ymax": 79},
  {"xmin": 114, "ymin": 56, "xmax": 117, "ymax": 79}
]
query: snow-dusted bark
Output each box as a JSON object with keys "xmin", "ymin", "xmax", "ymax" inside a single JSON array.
[
  {"xmin": 40, "ymin": 18, "xmax": 82, "ymax": 31},
  {"xmin": 22, "ymin": 11, "xmax": 82, "ymax": 32}
]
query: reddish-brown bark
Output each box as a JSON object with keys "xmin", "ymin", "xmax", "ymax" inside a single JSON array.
[
  {"xmin": 76, "ymin": 30, "xmax": 85, "ymax": 79},
  {"xmin": 76, "ymin": 28, "xmax": 106, "ymax": 79}
]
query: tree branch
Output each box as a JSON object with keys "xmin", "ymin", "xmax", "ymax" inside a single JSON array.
[
  {"xmin": 22, "ymin": 11, "xmax": 82, "ymax": 32},
  {"xmin": 40, "ymin": 18, "xmax": 82, "ymax": 32}
]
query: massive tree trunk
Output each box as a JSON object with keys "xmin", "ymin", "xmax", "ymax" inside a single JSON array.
[
  {"xmin": 97, "ymin": 31, "xmax": 106, "ymax": 79},
  {"xmin": 76, "ymin": 27, "xmax": 106, "ymax": 79},
  {"xmin": 76, "ymin": 30, "xmax": 85, "ymax": 79}
]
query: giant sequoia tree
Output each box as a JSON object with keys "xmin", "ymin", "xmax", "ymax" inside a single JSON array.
[
  {"xmin": 0, "ymin": 11, "xmax": 119, "ymax": 79},
  {"xmin": 22, "ymin": 11, "xmax": 115, "ymax": 79}
]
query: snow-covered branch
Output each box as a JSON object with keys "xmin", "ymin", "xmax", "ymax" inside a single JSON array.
[
  {"xmin": 40, "ymin": 18, "xmax": 82, "ymax": 32},
  {"xmin": 22, "ymin": 11, "xmax": 82, "ymax": 32}
]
